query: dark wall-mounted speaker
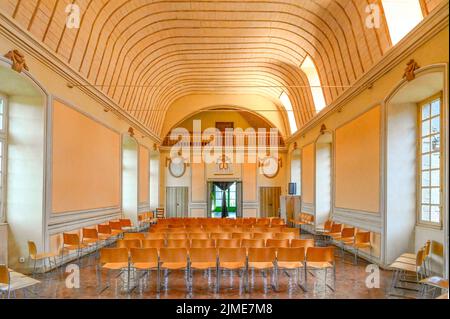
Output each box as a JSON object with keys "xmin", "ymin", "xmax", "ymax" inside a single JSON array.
[{"xmin": 288, "ymin": 183, "xmax": 297, "ymax": 195}]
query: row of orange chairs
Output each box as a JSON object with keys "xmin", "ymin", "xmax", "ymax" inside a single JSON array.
[
  {"xmin": 150, "ymin": 225, "xmax": 291, "ymax": 233},
  {"xmin": 117, "ymin": 238, "xmax": 315, "ymax": 250},
  {"xmin": 125, "ymin": 231, "xmax": 299, "ymax": 241},
  {"xmin": 98, "ymin": 245, "xmax": 336, "ymax": 293}
]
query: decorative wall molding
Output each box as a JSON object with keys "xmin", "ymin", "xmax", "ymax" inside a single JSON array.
[
  {"xmin": 301, "ymin": 202, "xmax": 314, "ymax": 213},
  {"xmin": 48, "ymin": 208, "xmax": 121, "ymax": 235},
  {"xmin": 0, "ymin": 12, "xmax": 161, "ymax": 143},
  {"xmin": 333, "ymin": 208, "xmax": 382, "ymax": 233},
  {"xmin": 287, "ymin": 1, "xmax": 449, "ymax": 144}
]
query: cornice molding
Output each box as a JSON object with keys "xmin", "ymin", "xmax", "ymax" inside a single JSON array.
[
  {"xmin": 0, "ymin": 10, "xmax": 161, "ymax": 144},
  {"xmin": 286, "ymin": 1, "xmax": 449, "ymax": 144}
]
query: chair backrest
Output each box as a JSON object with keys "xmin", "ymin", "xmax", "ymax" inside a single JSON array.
[
  {"xmin": 100, "ymin": 248, "xmax": 129, "ymax": 264},
  {"xmin": 210, "ymin": 232, "xmax": 232, "ymax": 240},
  {"xmin": 341, "ymin": 227, "xmax": 355, "ymax": 238},
  {"xmin": 142, "ymin": 239, "xmax": 165, "ymax": 250},
  {"xmin": 431, "ymin": 240, "xmax": 444, "ymax": 257},
  {"xmin": 252, "ymin": 232, "xmax": 273, "ymax": 240},
  {"xmin": 28, "ymin": 240, "xmax": 37, "ymax": 257},
  {"xmin": 83, "ymin": 228, "xmax": 98, "ymax": 239},
  {"xmin": 256, "ymin": 219, "xmax": 270, "ymax": 226},
  {"xmin": 248, "ymin": 247, "xmax": 276, "ymax": 263},
  {"xmin": 355, "ymin": 232, "xmax": 371, "ymax": 244},
  {"xmin": 424, "ymin": 240, "xmax": 431, "ymax": 257},
  {"xmin": 306, "ymin": 247, "xmax": 335, "ymax": 263},
  {"xmin": 241, "ymin": 239, "xmax": 265, "ymax": 248},
  {"xmin": 189, "ymin": 232, "xmax": 209, "ymax": 240},
  {"xmin": 252, "ymin": 226, "xmax": 267, "ymax": 232},
  {"xmin": 216, "ymin": 239, "xmax": 241, "ymax": 248},
  {"xmin": 270, "ymin": 219, "xmax": 285, "ymax": 226},
  {"xmin": 282, "ymin": 228, "xmax": 298, "ymax": 234},
  {"xmin": 416, "ymin": 248, "xmax": 425, "ymax": 267},
  {"xmin": 290, "ymin": 239, "xmax": 314, "ymax": 250},
  {"xmin": 160, "ymin": 248, "xmax": 188, "ymax": 263},
  {"xmin": 166, "ymin": 228, "xmax": 186, "ymax": 233},
  {"xmin": 274, "ymin": 232, "xmax": 295, "ymax": 240},
  {"xmin": 231, "ymin": 232, "xmax": 252, "ymax": 240},
  {"xmin": 330, "ymin": 223, "xmax": 343, "ymax": 233},
  {"xmin": 167, "ymin": 233, "xmax": 188, "ymax": 240},
  {"xmin": 145, "ymin": 232, "xmax": 166, "ymax": 240},
  {"xmin": 109, "ymin": 221, "xmax": 122, "ymax": 230},
  {"xmin": 324, "ymin": 220, "xmax": 333, "ymax": 231},
  {"xmin": 97, "ymin": 224, "xmax": 112, "ymax": 234},
  {"xmin": 190, "ymin": 239, "xmax": 216, "ymax": 249},
  {"xmin": 266, "ymin": 239, "xmax": 290, "ymax": 248},
  {"xmin": 120, "ymin": 219, "xmax": 132, "ymax": 227},
  {"xmin": 130, "ymin": 248, "xmax": 158, "ymax": 264},
  {"xmin": 186, "ymin": 227, "xmax": 204, "ymax": 234},
  {"xmin": 277, "ymin": 247, "xmax": 305, "ymax": 262},
  {"xmin": 218, "ymin": 248, "xmax": 246, "ymax": 263},
  {"xmin": 166, "ymin": 239, "xmax": 189, "ymax": 248},
  {"xmin": 189, "ymin": 248, "xmax": 217, "ymax": 263},
  {"xmin": 63, "ymin": 233, "xmax": 80, "ymax": 246},
  {"xmin": 124, "ymin": 233, "xmax": 145, "ymax": 240},
  {"xmin": 0, "ymin": 265, "xmax": 10, "ymax": 285},
  {"xmin": 117, "ymin": 239, "xmax": 141, "ymax": 249}
]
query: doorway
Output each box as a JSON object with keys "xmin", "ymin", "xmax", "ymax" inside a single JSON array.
[
  {"xmin": 207, "ymin": 181, "xmax": 242, "ymax": 218},
  {"xmin": 315, "ymin": 132, "xmax": 332, "ymax": 227},
  {"xmin": 165, "ymin": 187, "xmax": 189, "ymax": 218},
  {"xmin": 259, "ymin": 187, "xmax": 281, "ymax": 217}
]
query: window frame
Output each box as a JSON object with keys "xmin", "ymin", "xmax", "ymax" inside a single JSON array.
[
  {"xmin": 417, "ymin": 92, "xmax": 443, "ymax": 228},
  {"xmin": 0, "ymin": 93, "xmax": 8, "ymax": 223}
]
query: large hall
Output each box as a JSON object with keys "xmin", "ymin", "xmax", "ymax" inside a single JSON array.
[{"xmin": 0, "ymin": 0, "xmax": 448, "ymax": 303}]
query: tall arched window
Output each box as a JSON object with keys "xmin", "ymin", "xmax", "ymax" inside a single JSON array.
[
  {"xmin": 382, "ymin": 0, "xmax": 424, "ymax": 45},
  {"xmin": 280, "ymin": 92, "xmax": 298, "ymax": 134},
  {"xmin": 0, "ymin": 93, "xmax": 7, "ymax": 222},
  {"xmin": 300, "ymin": 56, "xmax": 326, "ymax": 113}
]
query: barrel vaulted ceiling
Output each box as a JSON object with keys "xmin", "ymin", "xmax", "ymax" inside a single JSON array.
[{"xmin": 0, "ymin": 0, "xmax": 441, "ymax": 137}]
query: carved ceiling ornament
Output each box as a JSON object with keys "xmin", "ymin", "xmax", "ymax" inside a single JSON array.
[
  {"xmin": 128, "ymin": 127, "xmax": 135, "ymax": 137},
  {"xmin": 4, "ymin": 49, "xmax": 29, "ymax": 73},
  {"xmin": 403, "ymin": 59, "xmax": 420, "ymax": 82}
]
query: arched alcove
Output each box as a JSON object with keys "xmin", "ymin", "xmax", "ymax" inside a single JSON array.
[
  {"xmin": 384, "ymin": 64, "xmax": 448, "ymax": 276},
  {"xmin": 122, "ymin": 135, "xmax": 139, "ymax": 225},
  {"xmin": 0, "ymin": 59, "xmax": 48, "ymax": 269}
]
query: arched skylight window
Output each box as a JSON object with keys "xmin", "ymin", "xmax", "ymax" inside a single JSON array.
[
  {"xmin": 300, "ymin": 56, "xmax": 326, "ymax": 113},
  {"xmin": 382, "ymin": 0, "xmax": 424, "ymax": 45},
  {"xmin": 280, "ymin": 92, "xmax": 298, "ymax": 134}
]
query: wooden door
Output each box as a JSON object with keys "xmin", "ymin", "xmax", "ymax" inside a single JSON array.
[
  {"xmin": 166, "ymin": 187, "xmax": 189, "ymax": 217},
  {"xmin": 259, "ymin": 187, "xmax": 281, "ymax": 218}
]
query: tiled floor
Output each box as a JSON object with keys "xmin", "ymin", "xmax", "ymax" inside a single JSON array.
[{"xmin": 18, "ymin": 244, "xmax": 408, "ymax": 299}]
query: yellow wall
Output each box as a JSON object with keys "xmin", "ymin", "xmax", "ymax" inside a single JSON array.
[
  {"xmin": 335, "ymin": 106, "xmax": 381, "ymax": 212},
  {"xmin": 52, "ymin": 100, "xmax": 121, "ymax": 213}
]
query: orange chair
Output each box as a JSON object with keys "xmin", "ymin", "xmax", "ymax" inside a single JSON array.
[
  {"xmin": 117, "ymin": 239, "xmax": 141, "ymax": 251},
  {"xmin": 61, "ymin": 233, "xmax": 89, "ymax": 266},
  {"xmin": 252, "ymin": 232, "xmax": 273, "ymax": 242},
  {"xmin": 277, "ymin": 247, "xmax": 306, "ymax": 291},
  {"xmin": 109, "ymin": 221, "xmax": 125, "ymax": 238},
  {"xmin": 241, "ymin": 239, "xmax": 265, "ymax": 249},
  {"xmin": 159, "ymin": 248, "xmax": 189, "ymax": 291},
  {"xmin": 216, "ymin": 239, "xmax": 241, "ymax": 248},
  {"xmin": 344, "ymin": 232, "xmax": 371, "ymax": 264},
  {"xmin": 188, "ymin": 248, "xmax": 218, "ymax": 292},
  {"xmin": 119, "ymin": 219, "xmax": 135, "ymax": 232},
  {"xmin": 266, "ymin": 239, "xmax": 290, "ymax": 248},
  {"xmin": 167, "ymin": 233, "xmax": 188, "ymax": 240},
  {"xmin": 97, "ymin": 248, "xmax": 130, "ymax": 293},
  {"xmin": 0, "ymin": 265, "xmax": 11, "ymax": 298},
  {"xmin": 232, "ymin": 232, "xmax": 252, "ymax": 240},
  {"xmin": 210, "ymin": 233, "xmax": 232, "ymax": 240},
  {"xmin": 189, "ymin": 233, "xmax": 209, "ymax": 240},
  {"xmin": 142, "ymin": 239, "xmax": 165, "ymax": 251},
  {"xmin": 247, "ymin": 248, "xmax": 277, "ymax": 291},
  {"xmin": 190, "ymin": 239, "xmax": 216, "ymax": 249},
  {"xmin": 130, "ymin": 248, "xmax": 160, "ymax": 293},
  {"xmin": 166, "ymin": 239, "xmax": 190, "ymax": 249},
  {"xmin": 326, "ymin": 223, "xmax": 344, "ymax": 243},
  {"xmin": 97, "ymin": 224, "xmax": 115, "ymax": 244},
  {"xmin": 145, "ymin": 232, "xmax": 166, "ymax": 240},
  {"xmin": 28, "ymin": 241, "xmax": 58, "ymax": 275},
  {"xmin": 274, "ymin": 232, "xmax": 296, "ymax": 241},
  {"xmin": 290, "ymin": 239, "xmax": 315, "ymax": 253},
  {"xmin": 304, "ymin": 247, "xmax": 336, "ymax": 292},
  {"xmin": 123, "ymin": 233, "xmax": 145, "ymax": 240},
  {"xmin": 217, "ymin": 248, "xmax": 248, "ymax": 292}
]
